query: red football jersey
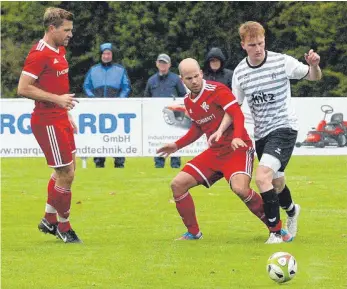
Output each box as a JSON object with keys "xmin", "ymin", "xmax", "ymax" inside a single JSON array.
[
  {"xmin": 22, "ymin": 39, "xmax": 70, "ymax": 115},
  {"xmin": 184, "ymin": 80, "xmax": 251, "ymax": 151}
]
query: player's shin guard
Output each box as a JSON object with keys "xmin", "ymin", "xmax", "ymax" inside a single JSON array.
[
  {"xmin": 242, "ymin": 189, "xmax": 267, "ymax": 227},
  {"xmin": 175, "ymin": 192, "xmax": 200, "ymax": 235},
  {"xmin": 45, "ymin": 174, "xmax": 58, "ymax": 224},
  {"xmin": 278, "ymin": 185, "xmax": 296, "ymax": 217},
  {"xmin": 261, "ymin": 189, "xmax": 282, "ymax": 233},
  {"xmin": 54, "ymin": 185, "xmax": 72, "ymax": 232}
]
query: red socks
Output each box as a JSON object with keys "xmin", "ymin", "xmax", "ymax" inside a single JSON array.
[
  {"xmin": 175, "ymin": 192, "xmax": 200, "ymax": 235},
  {"xmin": 43, "ymin": 175, "xmax": 72, "ymax": 232},
  {"xmin": 54, "ymin": 185, "xmax": 72, "ymax": 232},
  {"xmin": 44, "ymin": 175, "xmax": 58, "ymax": 224},
  {"xmin": 243, "ymin": 189, "xmax": 268, "ymax": 227}
]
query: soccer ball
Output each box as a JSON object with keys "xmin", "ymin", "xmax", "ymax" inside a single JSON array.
[{"xmin": 267, "ymin": 252, "xmax": 297, "ymax": 283}]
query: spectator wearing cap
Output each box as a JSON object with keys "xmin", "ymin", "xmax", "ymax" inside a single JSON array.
[
  {"xmin": 203, "ymin": 47, "xmax": 233, "ymax": 90},
  {"xmin": 83, "ymin": 42, "xmax": 131, "ymax": 168},
  {"xmin": 144, "ymin": 53, "xmax": 187, "ymax": 168}
]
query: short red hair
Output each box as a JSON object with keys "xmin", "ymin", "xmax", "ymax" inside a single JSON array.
[{"xmin": 239, "ymin": 21, "xmax": 265, "ymax": 42}]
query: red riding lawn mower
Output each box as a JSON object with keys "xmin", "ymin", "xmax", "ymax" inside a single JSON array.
[{"xmin": 296, "ymin": 105, "xmax": 347, "ymax": 148}]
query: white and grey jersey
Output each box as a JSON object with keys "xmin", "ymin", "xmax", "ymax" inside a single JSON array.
[{"xmin": 232, "ymin": 51, "xmax": 309, "ymax": 140}]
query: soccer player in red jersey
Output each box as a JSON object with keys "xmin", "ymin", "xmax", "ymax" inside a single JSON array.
[
  {"xmin": 17, "ymin": 7, "xmax": 81, "ymax": 243},
  {"xmin": 157, "ymin": 58, "xmax": 273, "ymax": 241}
]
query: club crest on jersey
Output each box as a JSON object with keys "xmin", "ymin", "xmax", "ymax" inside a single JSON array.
[{"xmin": 201, "ymin": 101, "xmax": 209, "ymax": 112}]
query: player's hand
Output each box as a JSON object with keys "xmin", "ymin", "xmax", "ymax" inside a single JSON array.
[
  {"xmin": 57, "ymin": 93, "xmax": 79, "ymax": 110},
  {"xmin": 156, "ymin": 143, "xmax": 178, "ymax": 158},
  {"xmin": 208, "ymin": 130, "xmax": 223, "ymax": 147},
  {"xmin": 68, "ymin": 114, "xmax": 78, "ymax": 134},
  {"xmin": 304, "ymin": 49, "xmax": 320, "ymax": 67},
  {"xmin": 231, "ymin": 138, "xmax": 247, "ymax": 150}
]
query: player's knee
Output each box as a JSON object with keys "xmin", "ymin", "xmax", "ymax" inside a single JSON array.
[
  {"xmin": 171, "ymin": 176, "xmax": 192, "ymax": 198},
  {"xmin": 255, "ymin": 176, "xmax": 265, "ymax": 189},
  {"xmin": 231, "ymin": 183, "xmax": 249, "ymax": 198},
  {"xmin": 170, "ymin": 178, "xmax": 185, "ymax": 196},
  {"xmin": 255, "ymin": 170, "xmax": 272, "ymax": 189},
  {"xmin": 56, "ymin": 166, "xmax": 75, "ymax": 184},
  {"xmin": 272, "ymin": 177, "xmax": 285, "ymax": 193},
  {"xmin": 273, "ymin": 184, "xmax": 284, "ymax": 193}
]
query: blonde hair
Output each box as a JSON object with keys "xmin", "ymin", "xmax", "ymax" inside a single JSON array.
[
  {"xmin": 43, "ymin": 7, "xmax": 74, "ymax": 30},
  {"xmin": 239, "ymin": 21, "xmax": 265, "ymax": 42}
]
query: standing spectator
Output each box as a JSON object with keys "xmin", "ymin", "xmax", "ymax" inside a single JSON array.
[
  {"xmin": 203, "ymin": 47, "xmax": 233, "ymax": 90},
  {"xmin": 83, "ymin": 42, "xmax": 131, "ymax": 168},
  {"xmin": 144, "ymin": 53, "xmax": 187, "ymax": 168},
  {"xmin": 17, "ymin": 7, "xmax": 81, "ymax": 243}
]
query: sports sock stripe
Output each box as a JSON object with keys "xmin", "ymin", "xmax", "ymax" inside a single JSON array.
[{"xmin": 175, "ymin": 191, "xmax": 189, "ymax": 202}]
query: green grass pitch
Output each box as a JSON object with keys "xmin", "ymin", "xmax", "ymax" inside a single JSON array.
[{"xmin": 1, "ymin": 156, "xmax": 347, "ymax": 289}]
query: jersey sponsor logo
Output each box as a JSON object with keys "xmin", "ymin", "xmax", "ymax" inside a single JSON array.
[
  {"xmin": 201, "ymin": 101, "xmax": 210, "ymax": 112},
  {"xmin": 251, "ymin": 92, "xmax": 276, "ymax": 104},
  {"xmin": 196, "ymin": 114, "xmax": 215, "ymax": 125},
  {"xmin": 57, "ymin": 68, "xmax": 69, "ymax": 77}
]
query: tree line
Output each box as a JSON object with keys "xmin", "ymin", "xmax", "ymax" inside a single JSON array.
[{"xmin": 1, "ymin": 1, "xmax": 346, "ymax": 98}]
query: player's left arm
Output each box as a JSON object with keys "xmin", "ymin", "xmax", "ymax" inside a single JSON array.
[
  {"xmin": 209, "ymin": 87, "xmax": 247, "ymax": 149},
  {"xmin": 304, "ymin": 49, "xmax": 322, "ymax": 81},
  {"xmin": 285, "ymin": 51, "xmax": 322, "ymax": 82}
]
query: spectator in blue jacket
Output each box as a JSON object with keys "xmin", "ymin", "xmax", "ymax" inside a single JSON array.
[
  {"xmin": 145, "ymin": 53, "xmax": 187, "ymax": 168},
  {"xmin": 83, "ymin": 43, "xmax": 131, "ymax": 168}
]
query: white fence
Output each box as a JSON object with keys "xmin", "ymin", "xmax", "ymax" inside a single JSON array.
[{"xmin": 1, "ymin": 97, "xmax": 347, "ymax": 159}]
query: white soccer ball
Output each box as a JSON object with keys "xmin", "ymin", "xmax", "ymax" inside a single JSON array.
[{"xmin": 267, "ymin": 252, "xmax": 297, "ymax": 283}]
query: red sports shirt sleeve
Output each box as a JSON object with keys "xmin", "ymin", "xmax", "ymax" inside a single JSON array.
[
  {"xmin": 215, "ymin": 86, "xmax": 245, "ymax": 138},
  {"xmin": 175, "ymin": 123, "xmax": 204, "ymax": 149},
  {"xmin": 22, "ymin": 51, "xmax": 46, "ymax": 79}
]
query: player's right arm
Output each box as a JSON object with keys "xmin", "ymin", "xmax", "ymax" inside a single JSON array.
[
  {"xmin": 156, "ymin": 123, "xmax": 203, "ymax": 158},
  {"xmin": 209, "ymin": 85, "xmax": 248, "ymax": 150},
  {"xmin": 17, "ymin": 74, "xmax": 77, "ymax": 110},
  {"xmin": 207, "ymin": 113, "xmax": 233, "ymax": 147},
  {"xmin": 18, "ymin": 49, "xmax": 78, "ymax": 110}
]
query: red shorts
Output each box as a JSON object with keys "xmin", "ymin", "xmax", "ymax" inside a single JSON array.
[
  {"xmin": 182, "ymin": 144, "xmax": 255, "ymax": 188},
  {"xmin": 31, "ymin": 114, "xmax": 76, "ymax": 168}
]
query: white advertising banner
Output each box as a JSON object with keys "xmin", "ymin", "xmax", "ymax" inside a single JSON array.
[
  {"xmin": 0, "ymin": 99, "xmax": 143, "ymax": 157},
  {"xmin": 142, "ymin": 98, "xmax": 207, "ymax": 156},
  {"xmin": 1, "ymin": 97, "xmax": 347, "ymax": 157}
]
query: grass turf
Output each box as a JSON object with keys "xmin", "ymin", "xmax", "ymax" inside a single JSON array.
[{"xmin": 1, "ymin": 156, "xmax": 347, "ymax": 289}]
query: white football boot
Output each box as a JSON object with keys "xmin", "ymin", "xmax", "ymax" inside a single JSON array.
[
  {"xmin": 265, "ymin": 232, "xmax": 283, "ymax": 244},
  {"xmin": 286, "ymin": 204, "xmax": 301, "ymax": 237}
]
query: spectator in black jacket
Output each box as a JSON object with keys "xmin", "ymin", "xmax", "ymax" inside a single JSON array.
[{"xmin": 203, "ymin": 47, "xmax": 233, "ymax": 90}]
